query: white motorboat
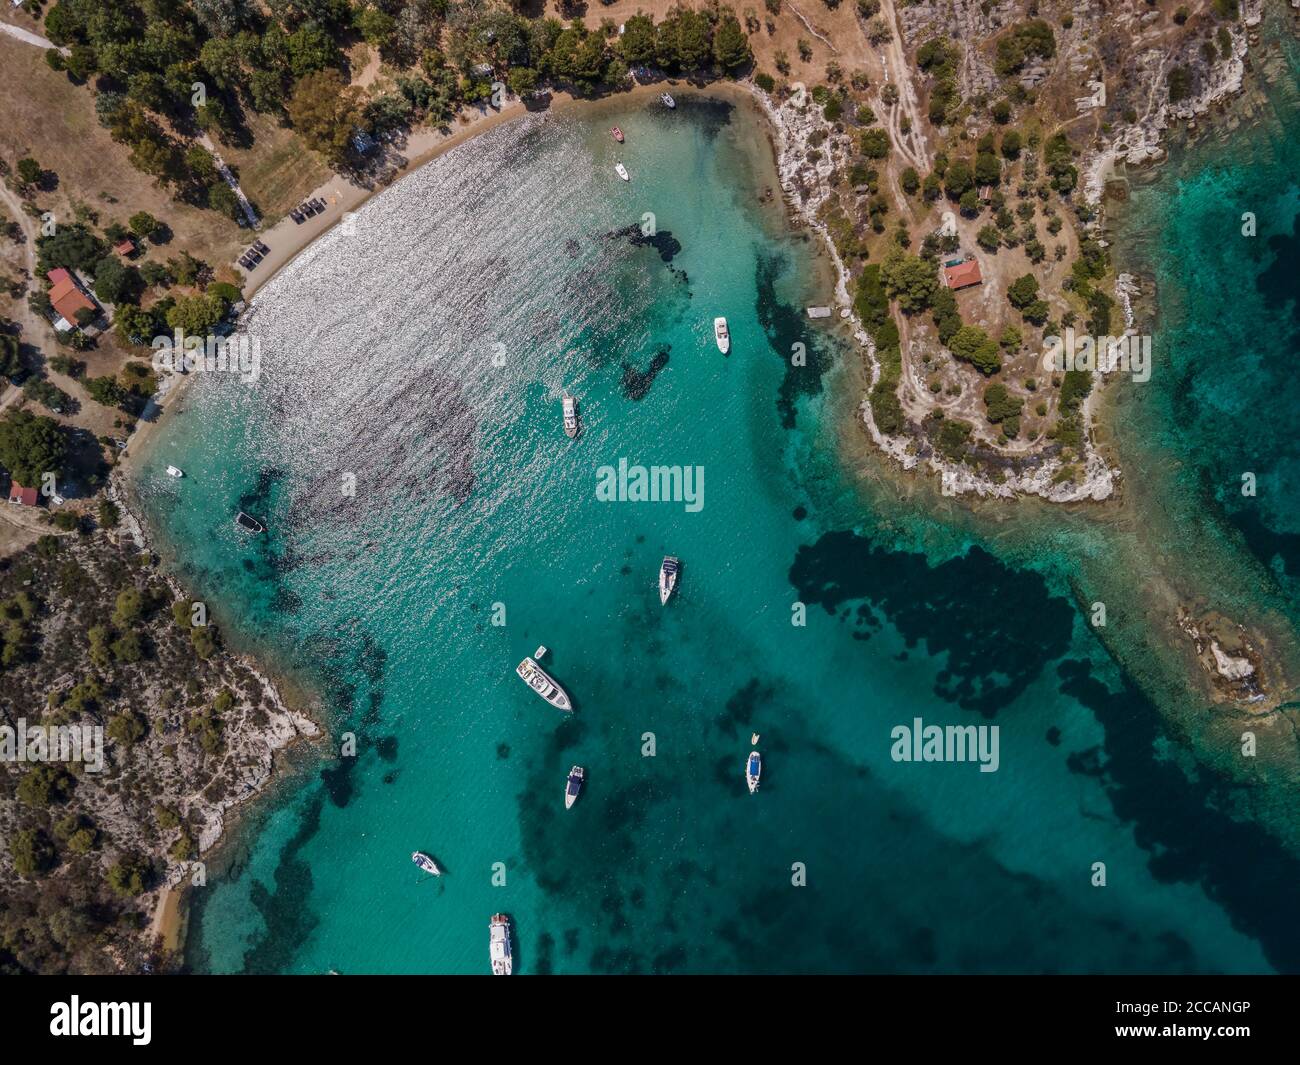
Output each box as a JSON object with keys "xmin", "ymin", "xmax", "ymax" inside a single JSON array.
[
  {"xmin": 746, "ymin": 750, "xmax": 762, "ymax": 793},
  {"xmin": 615, "ymin": 161, "xmax": 630, "ymax": 181},
  {"xmin": 659, "ymin": 556, "xmax": 680, "ymax": 605},
  {"xmin": 516, "ymin": 656, "xmax": 573, "ymax": 711},
  {"xmin": 489, "ymin": 913, "xmax": 513, "ymax": 975},
  {"xmin": 714, "ymin": 316, "xmax": 730, "ymax": 354}
]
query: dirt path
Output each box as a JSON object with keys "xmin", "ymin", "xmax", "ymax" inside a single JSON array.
[
  {"xmin": 0, "ymin": 18, "xmax": 63, "ymax": 53},
  {"xmin": 0, "ymin": 176, "xmax": 45, "ymax": 410},
  {"xmin": 876, "ymin": 0, "xmax": 930, "ymax": 173}
]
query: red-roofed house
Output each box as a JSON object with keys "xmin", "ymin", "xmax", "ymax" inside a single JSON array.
[
  {"xmin": 943, "ymin": 259, "xmax": 984, "ymax": 291},
  {"xmin": 113, "ymin": 237, "xmax": 137, "ymax": 257},
  {"xmin": 8, "ymin": 483, "xmax": 39, "ymax": 507},
  {"xmin": 46, "ymin": 268, "xmax": 99, "ymax": 332}
]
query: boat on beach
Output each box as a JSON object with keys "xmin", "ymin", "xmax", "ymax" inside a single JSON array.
[
  {"xmin": 565, "ymin": 765, "xmax": 585, "ymax": 809},
  {"xmin": 489, "ymin": 913, "xmax": 513, "ymax": 975},
  {"xmin": 234, "ymin": 511, "xmax": 265, "ymax": 533},
  {"xmin": 516, "ymin": 656, "xmax": 573, "ymax": 711},
  {"xmin": 746, "ymin": 750, "xmax": 762, "ymax": 793},
  {"xmin": 615, "ymin": 161, "xmax": 630, "ymax": 181},
  {"xmin": 563, "ymin": 392, "xmax": 581, "ymax": 438},
  {"xmin": 661, "ymin": 92, "xmax": 676, "ymax": 108},
  {"xmin": 714, "ymin": 317, "xmax": 730, "ymax": 354},
  {"xmin": 611, "ymin": 126, "xmax": 624, "ymax": 142},
  {"xmin": 411, "ymin": 851, "xmax": 441, "ymax": 876},
  {"xmin": 659, "ymin": 556, "xmax": 680, "ymax": 605}
]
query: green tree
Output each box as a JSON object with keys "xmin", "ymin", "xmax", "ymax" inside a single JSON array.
[
  {"xmin": 949, "ymin": 325, "xmax": 1002, "ymax": 375},
  {"xmin": 1007, "ymin": 273, "xmax": 1040, "ymax": 309},
  {"xmin": 859, "ymin": 128, "xmax": 890, "ymax": 159},
  {"xmin": 879, "ymin": 248, "xmax": 938, "ymax": 314},
  {"xmin": 128, "ymin": 211, "xmax": 160, "ymax": 238},
  {"xmin": 713, "ymin": 13, "xmax": 752, "ymax": 73},
  {"xmin": 12, "ymin": 828, "xmax": 56, "ymax": 876},
  {"xmin": 286, "ymin": 69, "xmax": 363, "ymax": 166},
  {"xmin": 0, "ymin": 408, "xmax": 67, "ymax": 485}
]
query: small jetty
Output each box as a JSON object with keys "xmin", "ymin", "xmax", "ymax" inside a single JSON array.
[{"xmin": 806, "ymin": 306, "xmax": 832, "ymax": 319}]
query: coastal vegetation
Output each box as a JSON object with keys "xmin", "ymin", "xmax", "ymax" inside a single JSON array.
[{"xmin": 0, "ymin": 529, "xmax": 306, "ymax": 973}]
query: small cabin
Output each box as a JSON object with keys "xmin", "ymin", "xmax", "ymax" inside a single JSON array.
[
  {"xmin": 7, "ymin": 482, "xmax": 38, "ymax": 507},
  {"xmin": 942, "ymin": 259, "xmax": 984, "ymax": 291}
]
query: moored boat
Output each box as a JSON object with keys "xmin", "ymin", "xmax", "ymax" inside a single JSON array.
[
  {"xmin": 166, "ymin": 465, "xmax": 184, "ymax": 478},
  {"xmin": 234, "ymin": 511, "xmax": 265, "ymax": 533},
  {"xmin": 746, "ymin": 750, "xmax": 761, "ymax": 793},
  {"xmin": 659, "ymin": 555, "xmax": 680, "ymax": 605},
  {"xmin": 565, "ymin": 765, "xmax": 585, "ymax": 809},
  {"xmin": 516, "ymin": 656, "xmax": 573, "ymax": 711},
  {"xmin": 615, "ymin": 161, "xmax": 630, "ymax": 181},
  {"xmin": 489, "ymin": 913, "xmax": 513, "ymax": 975},
  {"xmin": 411, "ymin": 851, "xmax": 441, "ymax": 876},
  {"xmin": 563, "ymin": 392, "xmax": 581, "ymax": 438},
  {"xmin": 661, "ymin": 92, "xmax": 676, "ymax": 108},
  {"xmin": 611, "ymin": 126, "xmax": 624, "ymax": 142},
  {"xmin": 714, "ymin": 316, "xmax": 730, "ymax": 354}
]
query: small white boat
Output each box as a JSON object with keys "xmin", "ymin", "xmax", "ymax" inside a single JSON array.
[
  {"xmin": 659, "ymin": 556, "xmax": 680, "ymax": 605},
  {"xmin": 411, "ymin": 851, "xmax": 441, "ymax": 876},
  {"xmin": 516, "ymin": 656, "xmax": 573, "ymax": 711},
  {"xmin": 751, "ymin": 732, "xmax": 760, "ymax": 745},
  {"xmin": 166, "ymin": 465, "xmax": 184, "ymax": 478},
  {"xmin": 746, "ymin": 750, "xmax": 761, "ymax": 793},
  {"xmin": 565, "ymin": 765, "xmax": 585, "ymax": 809},
  {"xmin": 489, "ymin": 913, "xmax": 513, "ymax": 975},
  {"xmin": 714, "ymin": 317, "xmax": 730, "ymax": 354},
  {"xmin": 234, "ymin": 511, "xmax": 265, "ymax": 533},
  {"xmin": 615, "ymin": 161, "xmax": 630, "ymax": 181},
  {"xmin": 563, "ymin": 392, "xmax": 580, "ymax": 439},
  {"xmin": 661, "ymin": 92, "xmax": 676, "ymax": 108}
]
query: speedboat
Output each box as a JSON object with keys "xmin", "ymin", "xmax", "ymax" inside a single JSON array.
[
  {"xmin": 746, "ymin": 750, "xmax": 762, "ymax": 793},
  {"xmin": 611, "ymin": 126, "xmax": 624, "ymax": 142},
  {"xmin": 615, "ymin": 161, "xmax": 630, "ymax": 181},
  {"xmin": 489, "ymin": 913, "xmax": 513, "ymax": 975},
  {"xmin": 714, "ymin": 317, "xmax": 730, "ymax": 354},
  {"xmin": 411, "ymin": 851, "xmax": 441, "ymax": 876},
  {"xmin": 659, "ymin": 556, "xmax": 680, "ymax": 605},
  {"xmin": 565, "ymin": 765, "xmax": 585, "ymax": 809},
  {"xmin": 661, "ymin": 92, "xmax": 676, "ymax": 108},
  {"xmin": 234, "ymin": 511, "xmax": 265, "ymax": 533},
  {"xmin": 166, "ymin": 465, "xmax": 184, "ymax": 478},
  {"xmin": 563, "ymin": 392, "xmax": 581, "ymax": 439},
  {"xmin": 516, "ymin": 656, "xmax": 573, "ymax": 711}
]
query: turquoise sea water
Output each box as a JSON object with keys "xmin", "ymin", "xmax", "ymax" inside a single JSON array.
[{"xmin": 131, "ymin": 86, "xmax": 1299, "ymax": 974}]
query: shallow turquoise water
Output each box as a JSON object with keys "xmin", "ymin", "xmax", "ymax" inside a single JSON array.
[{"xmin": 132, "ymin": 92, "xmax": 1298, "ymax": 974}]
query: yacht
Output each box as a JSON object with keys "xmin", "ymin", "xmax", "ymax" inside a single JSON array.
[
  {"xmin": 714, "ymin": 317, "xmax": 730, "ymax": 354},
  {"xmin": 746, "ymin": 750, "xmax": 762, "ymax": 793},
  {"xmin": 659, "ymin": 556, "xmax": 680, "ymax": 605},
  {"xmin": 411, "ymin": 851, "xmax": 441, "ymax": 876},
  {"xmin": 661, "ymin": 92, "xmax": 676, "ymax": 108},
  {"xmin": 166, "ymin": 465, "xmax": 184, "ymax": 478},
  {"xmin": 615, "ymin": 161, "xmax": 630, "ymax": 181},
  {"xmin": 489, "ymin": 913, "xmax": 513, "ymax": 975},
  {"xmin": 563, "ymin": 392, "xmax": 581, "ymax": 439},
  {"xmin": 516, "ymin": 656, "xmax": 573, "ymax": 711},
  {"xmin": 565, "ymin": 765, "xmax": 585, "ymax": 809},
  {"xmin": 234, "ymin": 511, "xmax": 265, "ymax": 533}
]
